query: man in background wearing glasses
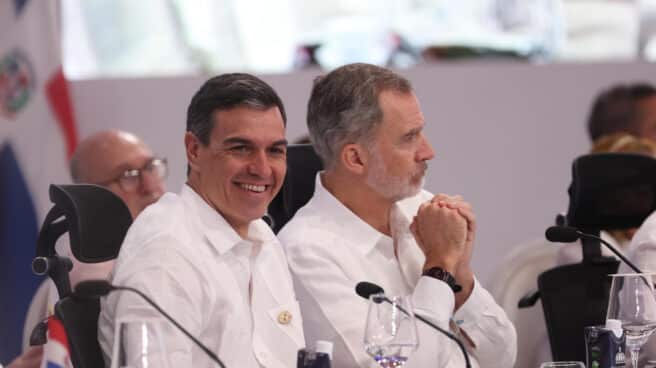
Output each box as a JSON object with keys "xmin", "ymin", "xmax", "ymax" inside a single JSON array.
[
  {"xmin": 8, "ymin": 129, "xmax": 167, "ymax": 368},
  {"xmin": 70, "ymin": 129, "xmax": 166, "ymax": 220},
  {"xmin": 65, "ymin": 129, "xmax": 167, "ymax": 286}
]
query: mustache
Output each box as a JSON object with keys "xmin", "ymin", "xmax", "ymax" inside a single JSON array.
[{"xmin": 417, "ymin": 161, "xmax": 428, "ymax": 175}]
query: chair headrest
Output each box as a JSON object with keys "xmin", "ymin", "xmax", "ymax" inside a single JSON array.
[
  {"xmin": 268, "ymin": 144, "xmax": 323, "ymax": 233},
  {"xmin": 566, "ymin": 153, "xmax": 656, "ymax": 230},
  {"xmin": 47, "ymin": 184, "xmax": 132, "ymax": 262}
]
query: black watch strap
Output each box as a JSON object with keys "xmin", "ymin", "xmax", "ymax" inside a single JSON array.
[{"xmin": 422, "ymin": 267, "xmax": 462, "ymax": 293}]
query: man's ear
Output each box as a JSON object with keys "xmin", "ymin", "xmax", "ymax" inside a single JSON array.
[
  {"xmin": 341, "ymin": 143, "xmax": 369, "ymax": 175},
  {"xmin": 184, "ymin": 132, "xmax": 202, "ymax": 172}
]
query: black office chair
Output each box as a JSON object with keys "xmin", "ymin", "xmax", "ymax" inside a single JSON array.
[
  {"xmin": 268, "ymin": 144, "xmax": 323, "ymax": 233},
  {"xmin": 539, "ymin": 260, "xmax": 619, "ymax": 361},
  {"xmin": 538, "ymin": 153, "xmax": 656, "ymax": 362},
  {"xmin": 54, "ymin": 297, "xmax": 104, "ymax": 368},
  {"xmin": 33, "ymin": 184, "xmax": 132, "ymax": 368}
]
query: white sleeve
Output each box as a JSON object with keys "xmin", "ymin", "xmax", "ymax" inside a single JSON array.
[
  {"xmin": 286, "ymin": 240, "xmax": 487, "ymax": 368},
  {"xmin": 453, "ymin": 278, "xmax": 518, "ymax": 368},
  {"xmin": 626, "ymin": 212, "xmax": 656, "ymax": 273},
  {"xmin": 407, "ymin": 276, "xmax": 473, "ymax": 367}
]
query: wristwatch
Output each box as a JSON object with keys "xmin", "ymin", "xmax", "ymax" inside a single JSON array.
[{"xmin": 422, "ymin": 267, "xmax": 462, "ymax": 293}]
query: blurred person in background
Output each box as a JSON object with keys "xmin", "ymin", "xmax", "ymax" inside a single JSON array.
[
  {"xmin": 488, "ymin": 82, "xmax": 656, "ymax": 367},
  {"xmin": 552, "ymin": 81, "xmax": 656, "ymax": 263},
  {"xmin": 556, "ymin": 132, "xmax": 656, "ymax": 265},
  {"xmin": 7, "ymin": 130, "xmax": 166, "ymax": 368},
  {"xmin": 587, "ymin": 83, "xmax": 656, "ymax": 142}
]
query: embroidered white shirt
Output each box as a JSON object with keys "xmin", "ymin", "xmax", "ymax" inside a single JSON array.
[
  {"xmin": 98, "ymin": 185, "xmax": 305, "ymax": 368},
  {"xmin": 279, "ymin": 174, "xmax": 517, "ymax": 368}
]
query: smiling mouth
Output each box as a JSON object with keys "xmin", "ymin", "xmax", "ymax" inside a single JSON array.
[{"xmin": 239, "ymin": 183, "xmax": 268, "ymax": 193}]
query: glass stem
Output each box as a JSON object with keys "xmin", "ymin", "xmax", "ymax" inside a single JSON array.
[{"xmin": 631, "ymin": 346, "xmax": 641, "ymax": 368}]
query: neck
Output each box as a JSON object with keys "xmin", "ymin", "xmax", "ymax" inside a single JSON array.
[
  {"xmin": 321, "ymin": 170, "xmax": 394, "ymax": 236},
  {"xmin": 186, "ymin": 178, "xmax": 250, "ymax": 239}
]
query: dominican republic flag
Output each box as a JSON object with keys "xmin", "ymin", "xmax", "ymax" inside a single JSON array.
[
  {"xmin": 42, "ymin": 316, "xmax": 72, "ymax": 368},
  {"xmin": 0, "ymin": 0, "xmax": 78, "ymax": 363}
]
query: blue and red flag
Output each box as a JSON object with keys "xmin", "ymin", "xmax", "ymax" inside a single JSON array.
[
  {"xmin": 42, "ymin": 316, "xmax": 72, "ymax": 368},
  {"xmin": 0, "ymin": 0, "xmax": 78, "ymax": 363}
]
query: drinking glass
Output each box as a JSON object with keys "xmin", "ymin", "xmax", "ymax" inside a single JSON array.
[
  {"xmin": 110, "ymin": 317, "xmax": 171, "ymax": 368},
  {"xmin": 606, "ymin": 273, "xmax": 656, "ymax": 368},
  {"xmin": 539, "ymin": 362, "xmax": 585, "ymax": 368},
  {"xmin": 364, "ymin": 294, "xmax": 418, "ymax": 368}
]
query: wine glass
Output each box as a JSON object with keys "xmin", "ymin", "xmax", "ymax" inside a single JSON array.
[
  {"xmin": 607, "ymin": 273, "xmax": 656, "ymax": 368},
  {"xmin": 111, "ymin": 317, "xmax": 171, "ymax": 368},
  {"xmin": 364, "ymin": 294, "xmax": 418, "ymax": 367}
]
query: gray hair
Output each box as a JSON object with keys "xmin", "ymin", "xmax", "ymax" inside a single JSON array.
[{"xmin": 307, "ymin": 63, "xmax": 412, "ymax": 169}]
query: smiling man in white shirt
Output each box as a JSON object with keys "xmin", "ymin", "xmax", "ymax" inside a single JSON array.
[
  {"xmin": 279, "ymin": 63, "xmax": 516, "ymax": 368},
  {"xmin": 98, "ymin": 74, "xmax": 305, "ymax": 367}
]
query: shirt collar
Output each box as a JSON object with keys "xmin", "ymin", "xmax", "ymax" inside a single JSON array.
[
  {"xmin": 181, "ymin": 184, "xmax": 274, "ymax": 255},
  {"xmin": 313, "ymin": 173, "xmax": 387, "ymax": 255}
]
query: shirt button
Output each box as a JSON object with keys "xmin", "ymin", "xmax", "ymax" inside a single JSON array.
[{"xmin": 277, "ymin": 310, "xmax": 292, "ymax": 325}]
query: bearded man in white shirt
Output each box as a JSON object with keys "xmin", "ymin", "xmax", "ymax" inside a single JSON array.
[
  {"xmin": 279, "ymin": 63, "xmax": 516, "ymax": 367},
  {"xmin": 98, "ymin": 73, "xmax": 305, "ymax": 368}
]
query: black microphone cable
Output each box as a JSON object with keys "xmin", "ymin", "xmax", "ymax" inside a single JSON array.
[
  {"xmin": 545, "ymin": 226, "xmax": 643, "ymax": 273},
  {"xmin": 75, "ymin": 280, "xmax": 227, "ymax": 368}
]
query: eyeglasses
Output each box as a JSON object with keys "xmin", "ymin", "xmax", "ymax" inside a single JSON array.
[{"xmin": 102, "ymin": 158, "xmax": 168, "ymax": 192}]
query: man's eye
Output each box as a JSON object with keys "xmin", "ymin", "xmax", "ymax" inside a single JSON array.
[
  {"xmin": 404, "ymin": 133, "xmax": 418, "ymax": 141},
  {"xmin": 230, "ymin": 146, "xmax": 251, "ymax": 153},
  {"xmin": 269, "ymin": 147, "xmax": 287, "ymax": 155}
]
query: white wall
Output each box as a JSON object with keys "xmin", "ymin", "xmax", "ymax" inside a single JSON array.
[{"xmin": 70, "ymin": 61, "xmax": 656, "ymax": 284}]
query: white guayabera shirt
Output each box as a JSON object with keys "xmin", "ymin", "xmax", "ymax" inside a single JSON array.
[
  {"xmin": 279, "ymin": 174, "xmax": 517, "ymax": 368},
  {"xmin": 98, "ymin": 185, "xmax": 305, "ymax": 368}
]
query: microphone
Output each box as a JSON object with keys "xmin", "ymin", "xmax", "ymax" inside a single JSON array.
[
  {"xmin": 355, "ymin": 281, "xmax": 384, "ymax": 300},
  {"xmin": 74, "ymin": 280, "xmax": 227, "ymax": 368},
  {"xmin": 545, "ymin": 226, "xmax": 642, "ymax": 273},
  {"xmin": 544, "ymin": 226, "xmax": 579, "ymax": 243},
  {"xmin": 355, "ymin": 281, "xmax": 471, "ymax": 368}
]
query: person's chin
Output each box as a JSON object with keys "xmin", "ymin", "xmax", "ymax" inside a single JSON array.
[
  {"xmin": 234, "ymin": 200, "xmax": 269, "ymax": 221},
  {"xmin": 405, "ymin": 177, "xmax": 423, "ymax": 196}
]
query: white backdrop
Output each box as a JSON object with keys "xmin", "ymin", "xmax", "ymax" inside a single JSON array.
[{"xmin": 69, "ymin": 61, "xmax": 656, "ymax": 284}]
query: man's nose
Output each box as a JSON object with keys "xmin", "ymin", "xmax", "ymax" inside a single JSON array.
[
  {"xmin": 140, "ymin": 170, "xmax": 164, "ymax": 196},
  {"xmin": 247, "ymin": 150, "xmax": 273, "ymax": 177},
  {"xmin": 417, "ymin": 135, "xmax": 435, "ymax": 161}
]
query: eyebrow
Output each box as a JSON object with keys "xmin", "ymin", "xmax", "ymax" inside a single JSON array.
[
  {"xmin": 222, "ymin": 137, "xmax": 288, "ymax": 146},
  {"xmin": 405, "ymin": 126, "xmax": 423, "ymax": 136}
]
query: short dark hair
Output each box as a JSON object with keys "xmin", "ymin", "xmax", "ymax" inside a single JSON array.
[
  {"xmin": 186, "ymin": 73, "xmax": 287, "ymax": 145},
  {"xmin": 307, "ymin": 63, "xmax": 412, "ymax": 169},
  {"xmin": 587, "ymin": 83, "xmax": 656, "ymax": 141}
]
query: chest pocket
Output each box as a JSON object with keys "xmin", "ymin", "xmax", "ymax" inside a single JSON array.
[{"xmin": 266, "ymin": 300, "xmax": 305, "ymax": 347}]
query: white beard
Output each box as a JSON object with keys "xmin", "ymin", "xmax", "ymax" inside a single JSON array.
[{"xmin": 365, "ymin": 151, "xmax": 425, "ymax": 202}]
